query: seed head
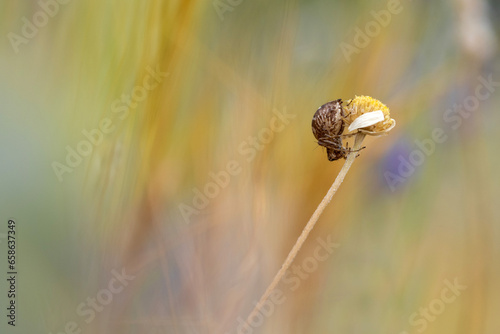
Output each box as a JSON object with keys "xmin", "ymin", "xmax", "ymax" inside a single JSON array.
[
  {"xmin": 344, "ymin": 95, "xmax": 396, "ymax": 136},
  {"xmin": 312, "ymin": 96, "xmax": 395, "ymax": 161}
]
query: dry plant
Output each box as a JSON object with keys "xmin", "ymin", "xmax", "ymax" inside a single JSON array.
[{"xmin": 244, "ymin": 96, "xmax": 396, "ymax": 328}]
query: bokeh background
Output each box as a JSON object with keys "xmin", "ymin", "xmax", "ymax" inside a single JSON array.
[{"xmin": 1, "ymin": 0, "xmax": 499, "ymax": 333}]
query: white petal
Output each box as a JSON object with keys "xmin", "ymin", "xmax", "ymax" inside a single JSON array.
[{"xmin": 348, "ymin": 110, "xmax": 384, "ymax": 132}]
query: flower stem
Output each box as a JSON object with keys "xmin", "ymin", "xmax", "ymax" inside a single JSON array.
[{"xmin": 244, "ymin": 133, "xmax": 366, "ymax": 327}]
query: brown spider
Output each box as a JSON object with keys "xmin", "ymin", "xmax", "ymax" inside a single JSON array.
[{"xmin": 311, "ymin": 99, "xmax": 364, "ymax": 161}]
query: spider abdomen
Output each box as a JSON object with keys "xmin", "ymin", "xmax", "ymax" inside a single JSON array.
[{"xmin": 311, "ymin": 99, "xmax": 347, "ymax": 161}]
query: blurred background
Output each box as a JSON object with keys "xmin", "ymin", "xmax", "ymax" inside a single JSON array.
[{"xmin": 0, "ymin": 0, "xmax": 499, "ymax": 333}]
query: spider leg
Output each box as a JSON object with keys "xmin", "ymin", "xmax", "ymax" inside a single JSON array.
[
  {"xmin": 336, "ymin": 147, "xmax": 362, "ymax": 153},
  {"xmin": 346, "ymin": 146, "xmax": 366, "ymax": 153},
  {"xmin": 341, "ymin": 111, "xmax": 353, "ymax": 122},
  {"xmin": 322, "ymin": 132, "xmax": 357, "ymax": 139},
  {"xmin": 319, "ymin": 135, "xmax": 367, "ymax": 154},
  {"xmin": 322, "ymin": 141, "xmax": 366, "ymax": 154},
  {"xmin": 318, "ymin": 139, "xmax": 344, "ymax": 150}
]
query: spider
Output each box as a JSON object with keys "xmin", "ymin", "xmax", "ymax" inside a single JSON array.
[{"xmin": 311, "ymin": 99, "xmax": 364, "ymax": 161}]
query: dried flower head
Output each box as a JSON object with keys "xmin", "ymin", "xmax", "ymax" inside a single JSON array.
[
  {"xmin": 344, "ymin": 95, "xmax": 396, "ymax": 136},
  {"xmin": 249, "ymin": 95, "xmax": 395, "ymax": 327}
]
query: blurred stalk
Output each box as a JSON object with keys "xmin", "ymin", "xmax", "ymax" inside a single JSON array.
[{"xmin": 244, "ymin": 133, "xmax": 366, "ymax": 329}]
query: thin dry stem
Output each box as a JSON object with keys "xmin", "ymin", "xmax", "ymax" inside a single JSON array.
[{"xmin": 244, "ymin": 133, "xmax": 366, "ymax": 327}]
